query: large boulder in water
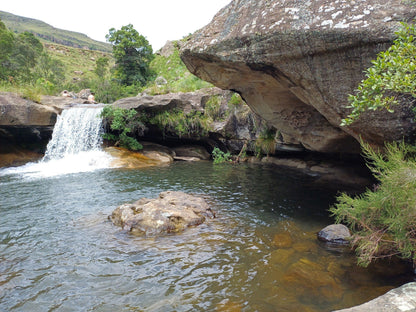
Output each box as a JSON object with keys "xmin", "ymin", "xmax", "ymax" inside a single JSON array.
[
  {"xmin": 180, "ymin": 0, "xmax": 416, "ymax": 153},
  {"xmin": 109, "ymin": 191, "xmax": 216, "ymax": 236}
]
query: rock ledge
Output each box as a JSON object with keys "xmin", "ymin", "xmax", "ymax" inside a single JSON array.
[{"xmin": 334, "ymin": 282, "xmax": 416, "ymax": 312}]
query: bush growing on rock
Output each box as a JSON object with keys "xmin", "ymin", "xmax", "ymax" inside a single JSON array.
[
  {"xmin": 330, "ymin": 141, "xmax": 416, "ymax": 266},
  {"xmin": 150, "ymin": 109, "xmax": 211, "ymax": 139},
  {"xmin": 212, "ymin": 147, "xmax": 232, "ymax": 164},
  {"xmin": 101, "ymin": 106, "xmax": 145, "ymax": 150},
  {"xmin": 342, "ymin": 23, "xmax": 416, "ymax": 125}
]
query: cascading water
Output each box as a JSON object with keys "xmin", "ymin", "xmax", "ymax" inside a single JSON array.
[
  {"xmin": 0, "ymin": 104, "xmax": 114, "ymax": 178},
  {"xmin": 43, "ymin": 105, "xmax": 105, "ymax": 160}
]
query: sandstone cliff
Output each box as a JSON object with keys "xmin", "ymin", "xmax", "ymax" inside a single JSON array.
[
  {"xmin": 0, "ymin": 92, "xmax": 80, "ymax": 166},
  {"xmin": 181, "ymin": 0, "xmax": 416, "ymax": 153}
]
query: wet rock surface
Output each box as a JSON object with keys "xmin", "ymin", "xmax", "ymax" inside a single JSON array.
[
  {"xmin": 109, "ymin": 191, "xmax": 216, "ymax": 236},
  {"xmin": 318, "ymin": 224, "xmax": 352, "ymax": 245}
]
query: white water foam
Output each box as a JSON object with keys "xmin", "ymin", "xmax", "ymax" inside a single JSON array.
[{"xmin": 0, "ymin": 105, "xmax": 114, "ymax": 179}]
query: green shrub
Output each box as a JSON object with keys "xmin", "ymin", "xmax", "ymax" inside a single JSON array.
[
  {"xmin": 342, "ymin": 22, "xmax": 416, "ymax": 125},
  {"xmin": 100, "ymin": 106, "xmax": 145, "ymax": 150},
  {"xmin": 330, "ymin": 141, "xmax": 416, "ymax": 266},
  {"xmin": 20, "ymin": 86, "xmax": 41, "ymax": 103},
  {"xmin": 255, "ymin": 127, "xmax": 276, "ymax": 157},
  {"xmin": 212, "ymin": 147, "xmax": 232, "ymax": 164},
  {"xmin": 228, "ymin": 92, "xmax": 245, "ymax": 109},
  {"xmin": 205, "ymin": 95, "xmax": 224, "ymax": 121},
  {"xmin": 150, "ymin": 109, "xmax": 211, "ymax": 138}
]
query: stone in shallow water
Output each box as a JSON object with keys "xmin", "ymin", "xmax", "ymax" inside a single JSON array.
[
  {"xmin": 283, "ymin": 258, "xmax": 344, "ymax": 304},
  {"xmin": 109, "ymin": 191, "xmax": 215, "ymax": 236},
  {"xmin": 272, "ymin": 232, "xmax": 293, "ymax": 248},
  {"xmin": 318, "ymin": 224, "xmax": 351, "ymax": 245}
]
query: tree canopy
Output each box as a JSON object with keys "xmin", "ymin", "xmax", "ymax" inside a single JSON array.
[
  {"xmin": 0, "ymin": 20, "xmax": 44, "ymax": 82},
  {"xmin": 106, "ymin": 24, "xmax": 154, "ymax": 86}
]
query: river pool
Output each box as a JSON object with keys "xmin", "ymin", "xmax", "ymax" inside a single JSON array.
[{"xmin": 0, "ymin": 161, "xmax": 413, "ymax": 311}]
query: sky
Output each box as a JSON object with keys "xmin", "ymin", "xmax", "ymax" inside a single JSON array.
[{"xmin": 1, "ymin": 0, "xmax": 231, "ymax": 50}]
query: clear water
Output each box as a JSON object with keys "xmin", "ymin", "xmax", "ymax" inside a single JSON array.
[
  {"xmin": 0, "ymin": 162, "xmax": 412, "ymax": 312},
  {"xmin": 0, "ymin": 106, "xmax": 413, "ymax": 311}
]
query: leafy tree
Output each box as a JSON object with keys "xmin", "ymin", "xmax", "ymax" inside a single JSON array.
[
  {"xmin": 94, "ymin": 57, "xmax": 109, "ymax": 79},
  {"xmin": 0, "ymin": 22, "xmax": 44, "ymax": 82},
  {"xmin": 10, "ymin": 32, "xmax": 44, "ymax": 82},
  {"xmin": 106, "ymin": 24, "xmax": 154, "ymax": 86},
  {"xmin": 34, "ymin": 52, "xmax": 65, "ymax": 85},
  {"xmin": 342, "ymin": 23, "xmax": 416, "ymax": 125},
  {"xmin": 0, "ymin": 20, "xmax": 16, "ymax": 80}
]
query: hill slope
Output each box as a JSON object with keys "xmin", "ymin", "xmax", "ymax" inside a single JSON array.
[{"xmin": 0, "ymin": 11, "xmax": 112, "ymax": 52}]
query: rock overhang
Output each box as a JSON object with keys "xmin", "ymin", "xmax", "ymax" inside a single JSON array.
[{"xmin": 181, "ymin": 0, "xmax": 416, "ymax": 153}]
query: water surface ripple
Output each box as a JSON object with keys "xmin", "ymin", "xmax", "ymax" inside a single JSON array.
[{"xmin": 0, "ymin": 162, "xmax": 412, "ymax": 311}]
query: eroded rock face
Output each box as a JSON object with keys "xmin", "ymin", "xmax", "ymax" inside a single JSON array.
[
  {"xmin": 109, "ymin": 191, "xmax": 216, "ymax": 236},
  {"xmin": 0, "ymin": 93, "xmax": 62, "ymax": 153},
  {"xmin": 181, "ymin": 0, "xmax": 416, "ymax": 153},
  {"xmin": 111, "ymin": 87, "xmax": 276, "ymax": 154},
  {"xmin": 0, "ymin": 92, "xmax": 60, "ymax": 126}
]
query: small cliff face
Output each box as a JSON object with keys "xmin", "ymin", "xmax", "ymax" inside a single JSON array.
[
  {"xmin": 0, "ymin": 93, "xmax": 61, "ymax": 148},
  {"xmin": 181, "ymin": 0, "xmax": 416, "ymax": 153},
  {"xmin": 0, "ymin": 93, "xmax": 75, "ymax": 167}
]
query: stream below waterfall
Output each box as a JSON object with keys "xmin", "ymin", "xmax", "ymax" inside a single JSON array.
[{"xmin": 0, "ymin": 106, "xmax": 413, "ymax": 311}]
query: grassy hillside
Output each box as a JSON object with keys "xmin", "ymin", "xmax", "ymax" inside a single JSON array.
[
  {"xmin": 44, "ymin": 43, "xmax": 114, "ymax": 83},
  {"xmin": 0, "ymin": 11, "xmax": 212, "ymax": 101},
  {"xmin": 0, "ymin": 11, "xmax": 111, "ymax": 52},
  {"xmin": 145, "ymin": 41, "xmax": 213, "ymax": 95}
]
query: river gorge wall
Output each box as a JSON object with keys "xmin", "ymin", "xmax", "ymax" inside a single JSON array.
[{"xmin": 180, "ymin": 0, "xmax": 416, "ymax": 153}]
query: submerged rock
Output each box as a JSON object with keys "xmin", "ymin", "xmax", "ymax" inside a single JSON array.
[
  {"xmin": 283, "ymin": 257, "xmax": 344, "ymax": 303},
  {"xmin": 109, "ymin": 191, "xmax": 216, "ymax": 236},
  {"xmin": 318, "ymin": 224, "xmax": 351, "ymax": 245}
]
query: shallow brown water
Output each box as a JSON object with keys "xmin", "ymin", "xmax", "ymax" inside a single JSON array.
[{"xmin": 0, "ymin": 161, "xmax": 413, "ymax": 311}]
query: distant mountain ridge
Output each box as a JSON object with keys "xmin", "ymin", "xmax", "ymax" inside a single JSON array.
[{"xmin": 0, "ymin": 11, "xmax": 112, "ymax": 53}]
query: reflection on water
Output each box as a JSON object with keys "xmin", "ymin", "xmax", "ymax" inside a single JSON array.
[{"xmin": 0, "ymin": 162, "xmax": 412, "ymax": 311}]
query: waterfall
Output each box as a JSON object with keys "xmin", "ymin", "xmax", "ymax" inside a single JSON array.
[
  {"xmin": 0, "ymin": 104, "xmax": 114, "ymax": 179},
  {"xmin": 43, "ymin": 106, "xmax": 105, "ymax": 160}
]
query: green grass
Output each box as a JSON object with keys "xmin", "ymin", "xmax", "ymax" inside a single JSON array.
[
  {"xmin": 44, "ymin": 43, "xmax": 114, "ymax": 84},
  {"xmin": 144, "ymin": 42, "xmax": 212, "ymax": 94}
]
